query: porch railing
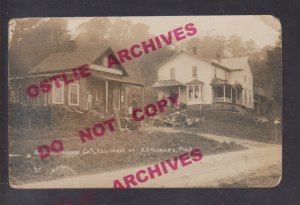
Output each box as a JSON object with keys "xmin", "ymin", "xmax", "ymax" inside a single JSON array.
[{"xmin": 212, "ymin": 97, "xmax": 232, "ymax": 103}]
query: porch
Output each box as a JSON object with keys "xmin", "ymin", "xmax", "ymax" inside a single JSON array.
[
  {"xmin": 212, "ymin": 97, "xmax": 232, "ymax": 103},
  {"xmin": 9, "ymin": 74, "xmax": 145, "ymax": 129},
  {"xmin": 211, "ymin": 82, "xmax": 243, "ymax": 105},
  {"xmin": 87, "ymin": 75, "xmax": 144, "ymax": 116},
  {"xmin": 152, "ymin": 80, "xmax": 185, "ymax": 106}
]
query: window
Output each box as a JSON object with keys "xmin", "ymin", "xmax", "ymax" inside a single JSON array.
[
  {"xmin": 52, "ymin": 81, "xmax": 64, "ymax": 104},
  {"xmin": 69, "ymin": 82, "xmax": 79, "ymax": 106},
  {"xmin": 214, "ymin": 67, "xmax": 217, "ymax": 78},
  {"xmin": 192, "ymin": 66, "xmax": 197, "ymax": 78},
  {"xmin": 188, "ymin": 85, "xmax": 193, "ymax": 99},
  {"xmin": 42, "ymin": 93, "xmax": 48, "ymax": 106},
  {"xmin": 245, "ymin": 90, "xmax": 247, "ymax": 103},
  {"xmin": 194, "ymin": 84, "xmax": 199, "ymax": 98},
  {"xmin": 33, "ymin": 95, "xmax": 40, "ymax": 106},
  {"xmin": 10, "ymin": 89, "xmax": 19, "ymax": 103},
  {"xmin": 188, "ymin": 84, "xmax": 202, "ymax": 100},
  {"xmin": 244, "ymin": 75, "xmax": 246, "ymax": 82},
  {"xmin": 170, "ymin": 68, "xmax": 175, "ymax": 79}
]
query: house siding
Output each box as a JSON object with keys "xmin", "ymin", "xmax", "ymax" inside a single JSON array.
[
  {"xmin": 157, "ymin": 53, "xmax": 213, "ymax": 105},
  {"xmin": 155, "ymin": 52, "xmax": 254, "ymax": 109},
  {"xmin": 229, "ymin": 66, "xmax": 254, "ymax": 108}
]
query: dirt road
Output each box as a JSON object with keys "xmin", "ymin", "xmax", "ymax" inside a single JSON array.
[{"xmin": 14, "ymin": 128, "xmax": 281, "ymax": 188}]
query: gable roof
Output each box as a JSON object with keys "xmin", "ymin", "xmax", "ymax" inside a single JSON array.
[
  {"xmin": 29, "ymin": 47, "xmax": 106, "ymax": 74},
  {"xmin": 210, "ymin": 57, "xmax": 250, "ymax": 71},
  {"xmin": 155, "ymin": 51, "xmax": 211, "ymax": 70},
  {"xmin": 152, "ymin": 79, "xmax": 184, "ymax": 88},
  {"xmin": 155, "ymin": 50, "xmax": 250, "ymax": 72},
  {"xmin": 186, "ymin": 79, "xmax": 204, "ymax": 85},
  {"xmin": 28, "ymin": 47, "xmax": 129, "ymax": 76},
  {"xmin": 28, "ymin": 47, "xmax": 144, "ymax": 86}
]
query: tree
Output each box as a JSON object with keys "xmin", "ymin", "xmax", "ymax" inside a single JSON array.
[
  {"xmin": 248, "ymin": 32, "xmax": 281, "ymax": 115},
  {"xmin": 267, "ymin": 37, "xmax": 282, "ymax": 105},
  {"xmin": 74, "ymin": 18, "xmax": 111, "ymax": 49},
  {"xmin": 227, "ymin": 35, "xmax": 247, "ymax": 57},
  {"xmin": 184, "ymin": 35, "xmax": 227, "ymax": 59},
  {"xmin": 244, "ymin": 40, "xmax": 257, "ymax": 55},
  {"xmin": 9, "ymin": 19, "xmax": 42, "ymax": 50},
  {"xmin": 130, "ymin": 23, "xmax": 151, "ymax": 43},
  {"xmin": 9, "ymin": 18, "xmax": 71, "ymax": 76},
  {"xmin": 107, "ymin": 18, "xmax": 135, "ymax": 48},
  {"xmin": 137, "ymin": 47, "xmax": 176, "ymax": 86}
]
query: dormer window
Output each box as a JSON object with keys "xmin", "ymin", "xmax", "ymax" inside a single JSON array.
[{"xmin": 192, "ymin": 66, "xmax": 197, "ymax": 78}]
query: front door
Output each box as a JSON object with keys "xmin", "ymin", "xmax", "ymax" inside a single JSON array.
[{"xmin": 170, "ymin": 87, "xmax": 176, "ymax": 98}]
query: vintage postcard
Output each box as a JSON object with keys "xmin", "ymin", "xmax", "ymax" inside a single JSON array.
[{"xmin": 8, "ymin": 16, "xmax": 282, "ymax": 188}]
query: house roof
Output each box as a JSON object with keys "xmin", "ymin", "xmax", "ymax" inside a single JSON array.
[
  {"xmin": 155, "ymin": 51, "xmax": 211, "ymax": 70},
  {"xmin": 26, "ymin": 47, "xmax": 145, "ymax": 86},
  {"xmin": 210, "ymin": 57, "xmax": 249, "ymax": 71},
  {"xmin": 210, "ymin": 79, "xmax": 244, "ymax": 89},
  {"xmin": 93, "ymin": 74, "xmax": 143, "ymax": 87},
  {"xmin": 152, "ymin": 79, "xmax": 184, "ymax": 88},
  {"xmin": 186, "ymin": 79, "xmax": 204, "ymax": 85},
  {"xmin": 234, "ymin": 82, "xmax": 243, "ymax": 89},
  {"xmin": 29, "ymin": 47, "xmax": 107, "ymax": 74},
  {"xmin": 210, "ymin": 78, "xmax": 229, "ymax": 85},
  {"xmin": 155, "ymin": 50, "xmax": 249, "ymax": 72}
]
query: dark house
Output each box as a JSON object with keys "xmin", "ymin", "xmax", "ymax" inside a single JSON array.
[{"xmin": 9, "ymin": 47, "xmax": 144, "ymax": 127}]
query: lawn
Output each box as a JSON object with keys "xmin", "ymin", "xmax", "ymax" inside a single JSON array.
[{"xmin": 9, "ymin": 127, "xmax": 246, "ymax": 185}]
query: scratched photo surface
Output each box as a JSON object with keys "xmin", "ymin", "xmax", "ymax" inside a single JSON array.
[{"xmin": 8, "ymin": 16, "xmax": 282, "ymax": 188}]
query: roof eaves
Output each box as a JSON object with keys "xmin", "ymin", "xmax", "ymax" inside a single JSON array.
[{"xmin": 210, "ymin": 61, "xmax": 232, "ymax": 71}]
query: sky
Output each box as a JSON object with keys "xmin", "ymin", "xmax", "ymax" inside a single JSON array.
[
  {"xmin": 67, "ymin": 15, "xmax": 281, "ymax": 48},
  {"xmin": 9, "ymin": 16, "xmax": 281, "ymax": 49}
]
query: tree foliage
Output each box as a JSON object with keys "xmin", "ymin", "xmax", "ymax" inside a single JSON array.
[
  {"xmin": 73, "ymin": 18, "xmax": 175, "ymax": 85},
  {"xmin": 9, "ymin": 17, "xmax": 281, "ymax": 106},
  {"xmin": 9, "ymin": 18, "xmax": 71, "ymax": 76}
]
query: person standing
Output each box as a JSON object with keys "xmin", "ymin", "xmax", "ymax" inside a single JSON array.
[{"xmin": 128, "ymin": 94, "xmax": 138, "ymax": 115}]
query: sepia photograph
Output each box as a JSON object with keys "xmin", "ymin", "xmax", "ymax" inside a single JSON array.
[{"xmin": 8, "ymin": 16, "xmax": 282, "ymax": 188}]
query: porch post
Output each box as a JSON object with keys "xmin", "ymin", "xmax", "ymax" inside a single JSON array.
[
  {"xmin": 105, "ymin": 80, "xmax": 108, "ymax": 113},
  {"xmin": 186, "ymin": 86, "xmax": 188, "ymax": 105},
  {"xmin": 141, "ymin": 86, "xmax": 145, "ymax": 106},
  {"xmin": 231, "ymin": 87, "xmax": 233, "ymax": 103},
  {"xmin": 141, "ymin": 86, "xmax": 145, "ymax": 128},
  {"xmin": 223, "ymin": 85, "xmax": 226, "ymax": 102},
  {"xmin": 118, "ymin": 87, "xmax": 121, "ymax": 110},
  {"xmin": 178, "ymin": 86, "xmax": 181, "ymax": 106},
  {"xmin": 125, "ymin": 85, "xmax": 128, "ymax": 115},
  {"xmin": 235, "ymin": 88, "xmax": 238, "ymax": 104}
]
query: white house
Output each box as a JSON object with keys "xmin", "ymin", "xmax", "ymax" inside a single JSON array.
[{"xmin": 152, "ymin": 51, "xmax": 254, "ymax": 109}]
